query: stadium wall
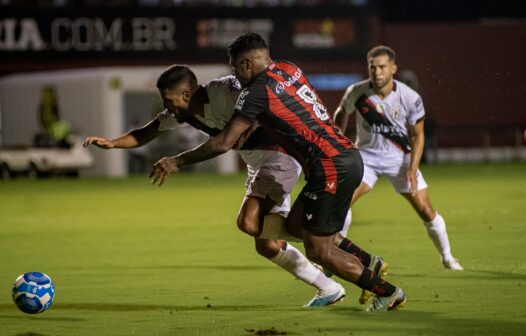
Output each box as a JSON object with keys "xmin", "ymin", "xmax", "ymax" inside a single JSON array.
[{"xmin": 0, "ymin": 65, "xmax": 239, "ymax": 177}]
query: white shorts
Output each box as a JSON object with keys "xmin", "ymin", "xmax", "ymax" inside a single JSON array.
[
  {"xmin": 239, "ymin": 150, "xmax": 302, "ymax": 217},
  {"xmin": 360, "ymin": 150, "xmax": 428, "ymax": 193}
]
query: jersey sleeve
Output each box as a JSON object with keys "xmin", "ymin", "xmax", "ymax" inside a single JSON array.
[
  {"xmin": 407, "ymin": 93, "xmax": 426, "ymax": 125},
  {"xmin": 233, "ymin": 86, "xmax": 267, "ymax": 124},
  {"xmin": 340, "ymin": 84, "xmax": 358, "ymax": 115}
]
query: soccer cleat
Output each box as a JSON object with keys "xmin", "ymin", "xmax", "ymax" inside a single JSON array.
[
  {"xmin": 443, "ymin": 258, "xmax": 464, "ymax": 271},
  {"xmin": 359, "ymin": 256, "xmax": 389, "ymax": 304},
  {"xmin": 304, "ymin": 283, "xmax": 346, "ymax": 307},
  {"xmin": 366, "ymin": 287, "xmax": 406, "ymax": 312}
]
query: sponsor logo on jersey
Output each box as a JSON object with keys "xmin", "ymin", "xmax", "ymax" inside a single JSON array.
[
  {"xmin": 275, "ymin": 82, "xmax": 285, "ymax": 94},
  {"xmin": 275, "ymin": 69, "xmax": 303, "ymax": 94},
  {"xmin": 376, "ymin": 103, "xmax": 385, "ymax": 114},
  {"xmin": 391, "ymin": 106, "xmax": 400, "ymax": 119},
  {"xmin": 235, "ymin": 89, "xmax": 249, "ymax": 110},
  {"xmin": 368, "ymin": 123, "xmax": 404, "ymax": 135}
]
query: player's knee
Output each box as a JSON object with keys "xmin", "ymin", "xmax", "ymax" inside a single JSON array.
[
  {"xmin": 254, "ymin": 239, "xmax": 282, "ymax": 259},
  {"xmin": 237, "ymin": 215, "xmax": 261, "ymax": 237}
]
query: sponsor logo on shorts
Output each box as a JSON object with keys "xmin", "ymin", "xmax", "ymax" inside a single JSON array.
[
  {"xmin": 306, "ymin": 213, "xmax": 313, "ymax": 221},
  {"xmin": 326, "ymin": 182, "xmax": 335, "ymax": 190},
  {"xmin": 303, "ymin": 191, "xmax": 317, "ymax": 200}
]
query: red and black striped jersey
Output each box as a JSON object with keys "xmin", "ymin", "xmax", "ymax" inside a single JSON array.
[{"xmin": 234, "ymin": 61, "xmax": 355, "ymax": 174}]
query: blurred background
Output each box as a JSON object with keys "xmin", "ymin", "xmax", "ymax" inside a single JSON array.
[{"xmin": 1, "ymin": 0, "xmax": 525, "ymax": 178}]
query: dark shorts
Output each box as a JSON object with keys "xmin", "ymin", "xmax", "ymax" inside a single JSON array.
[{"xmin": 299, "ymin": 148, "xmax": 363, "ymax": 235}]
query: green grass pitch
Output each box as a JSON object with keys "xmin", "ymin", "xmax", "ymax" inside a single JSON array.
[{"xmin": 1, "ymin": 163, "xmax": 525, "ymax": 336}]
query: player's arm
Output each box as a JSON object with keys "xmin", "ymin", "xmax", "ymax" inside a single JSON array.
[
  {"xmin": 407, "ymin": 118, "xmax": 425, "ymax": 195},
  {"xmin": 83, "ymin": 118, "xmax": 162, "ymax": 149},
  {"xmin": 333, "ymin": 105, "xmax": 350, "ymax": 135},
  {"xmin": 333, "ymin": 85, "xmax": 355, "ymax": 134},
  {"xmin": 149, "ymin": 116, "xmax": 251, "ymax": 186}
]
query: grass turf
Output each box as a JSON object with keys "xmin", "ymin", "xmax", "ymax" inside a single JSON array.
[{"xmin": 0, "ymin": 163, "xmax": 525, "ymax": 336}]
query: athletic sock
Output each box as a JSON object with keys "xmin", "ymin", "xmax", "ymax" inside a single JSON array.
[
  {"xmin": 338, "ymin": 238, "xmax": 372, "ymax": 268},
  {"xmin": 423, "ymin": 212, "xmax": 453, "ymax": 261},
  {"xmin": 339, "ymin": 209, "xmax": 352, "ymax": 238},
  {"xmin": 355, "ymin": 268, "xmax": 396, "ymax": 297},
  {"xmin": 270, "ymin": 243, "xmax": 334, "ymax": 290}
]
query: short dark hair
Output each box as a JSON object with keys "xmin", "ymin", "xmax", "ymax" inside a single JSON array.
[
  {"xmin": 367, "ymin": 45, "xmax": 396, "ymax": 62},
  {"xmin": 227, "ymin": 33, "xmax": 268, "ymax": 60},
  {"xmin": 156, "ymin": 65, "xmax": 197, "ymax": 91}
]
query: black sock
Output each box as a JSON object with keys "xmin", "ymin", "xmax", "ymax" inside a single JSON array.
[
  {"xmin": 338, "ymin": 238, "xmax": 372, "ymax": 267},
  {"xmin": 355, "ymin": 268, "xmax": 396, "ymax": 297}
]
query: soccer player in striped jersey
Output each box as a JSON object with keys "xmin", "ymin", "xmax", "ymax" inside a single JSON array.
[
  {"xmin": 84, "ymin": 65, "xmax": 347, "ymax": 307},
  {"xmin": 333, "ymin": 46, "xmax": 463, "ymax": 276},
  {"xmin": 150, "ymin": 34, "xmax": 406, "ymax": 311}
]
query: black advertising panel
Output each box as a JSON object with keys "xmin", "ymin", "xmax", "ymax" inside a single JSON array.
[{"xmin": 0, "ymin": 6, "xmax": 375, "ymax": 72}]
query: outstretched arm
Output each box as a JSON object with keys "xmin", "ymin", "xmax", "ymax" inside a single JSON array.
[
  {"xmin": 407, "ymin": 118, "xmax": 425, "ymax": 195},
  {"xmin": 149, "ymin": 117, "xmax": 251, "ymax": 186},
  {"xmin": 83, "ymin": 118, "xmax": 162, "ymax": 149}
]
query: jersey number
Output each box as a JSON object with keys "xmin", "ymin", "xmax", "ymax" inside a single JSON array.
[{"xmin": 297, "ymin": 85, "xmax": 329, "ymax": 121}]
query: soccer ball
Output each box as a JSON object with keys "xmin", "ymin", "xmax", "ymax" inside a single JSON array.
[{"xmin": 12, "ymin": 272, "xmax": 55, "ymax": 314}]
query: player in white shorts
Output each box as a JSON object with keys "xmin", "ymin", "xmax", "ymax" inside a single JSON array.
[
  {"xmin": 359, "ymin": 150, "xmax": 428, "ymax": 194},
  {"xmin": 84, "ymin": 65, "xmax": 346, "ymax": 307},
  {"xmin": 334, "ymin": 46, "xmax": 463, "ymax": 283}
]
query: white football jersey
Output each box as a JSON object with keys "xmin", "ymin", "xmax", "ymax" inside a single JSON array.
[
  {"xmin": 195, "ymin": 75, "xmax": 241, "ymax": 130},
  {"xmin": 341, "ymin": 79, "xmax": 425, "ymax": 157},
  {"xmin": 156, "ymin": 75, "xmax": 292, "ymax": 168},
  {"xmin": 157, "ymin": 75, "xmax": 241, "ymax": 132}
]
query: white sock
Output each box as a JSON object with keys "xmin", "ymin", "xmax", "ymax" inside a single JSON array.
[
  {"xmin": 260, "ymin": 214, "xmax": 302, "ymax": 243},
  {"xmin": 339, "ymin": 209, "xmax": 352, "ymax": 238},
  {"xmin": 270, "ymin": 244, "xmax": 335, "ymax": 291},
  {"xmin": 423, "ymin": 213, "xmax": 453, "ymax": 261}
]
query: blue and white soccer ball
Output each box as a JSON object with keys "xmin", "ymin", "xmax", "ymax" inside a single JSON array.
[{"xmin": 12, "ymin": 272, "xmax": 55, "ymax": 314}]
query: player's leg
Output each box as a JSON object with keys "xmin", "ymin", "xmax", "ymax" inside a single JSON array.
[
  {"xmin": 237, "ymin": 195, "xmax": 274, "ymax": 237},
  {"xmin": 338, "ymin": 170, "xmax": 373, "ymax": 239},
  {"xmin": 303, "ymin": 204, "xmax": 391, "ymax": 306},
  {"xmin": 400, "ymin": 188, "xmax": 463, "ymax": 270},
  {"xmin": 388, "ymin": 164, "xmax": 463, "ymax": 271},
  {"xmin": 297, "ymin": 150, "xmax": 405, "ymax": 311},
  {"xmin": 335, "ymin": 176, "xmax": 387, "ymax": 278},
  {"xmin": 335, "ymin": 181, "xmax": 373, "ymax": 260},
  {"xmin": 336, "ymin": 157, "xmax": 377, "ymax": 248},
  {"xmin": 296, "ymin": 157, "xmax": 389, "ymax": 304},
  {"xmin": 256, "ymin": 238, "xmax": 345, "ymax": 307},
  {"xmin": 239, "ymin": 180, "xmax": 345, "ymax": 306},
  {"xmin": 299, "ymin": 213, "xmax": 404, "ymax": 311},
  {"xmin": 241, "ymin": 151, "xmax": 303, "ymax": 241}
]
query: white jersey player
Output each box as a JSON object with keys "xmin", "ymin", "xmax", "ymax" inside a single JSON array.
[
  {"xmin": 84, "ymin": 66, "xmax": 346, "ymax": 307},
  {"xmin": 158, "ymin": 75, "xmax": 299, "ymax": 218},
  {"xmin": 334, "ymin": 46, "xmax": 463, "ymax": 276}
]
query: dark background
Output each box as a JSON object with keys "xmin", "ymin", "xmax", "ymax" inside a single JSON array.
[{"xmin": 1, "ymin": 0, "xmax": 525, "ymax": 148}]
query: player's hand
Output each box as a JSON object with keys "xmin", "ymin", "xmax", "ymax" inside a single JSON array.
[
  {"xmin": 150, "ymin": 156, "xmax": 179, "ymax": 187},
  {"xmin": 406, "ymin": 168, "xmax": 418, "ymax": 196},
  {"xmin": 83, "ymin": 136, "xmax": 114, "ymax": 149}
]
